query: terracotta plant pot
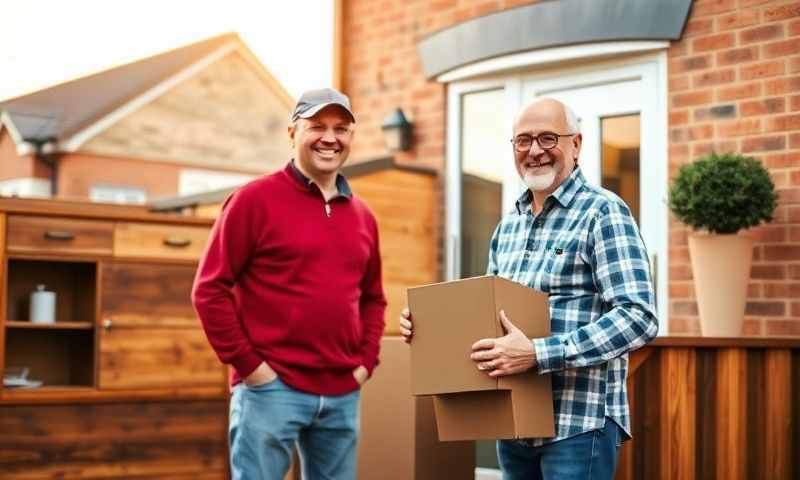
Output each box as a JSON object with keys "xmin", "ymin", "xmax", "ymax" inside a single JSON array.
[{"xmin": 688, "ymin": 234, "xmax": 753, "ymax": 336}]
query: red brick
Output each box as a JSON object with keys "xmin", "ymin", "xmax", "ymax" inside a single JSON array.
[
  {"xmin": 790, "ymin": 57, "xmax": 800, "ymax": 74},
  {"xmin": 718, "ymin": 82, "xmax": 761, "ymax": 101},
  {"xmin": 791, "ymin": 133, "xmax": 800, "ymax": 148},
  {"xmin": 716, "ymin": 46, "xmax": 759, "ymax": 66},
  {"xmin": 669, "ymin": 42, "xmax": 689, "ymax": 58},
  {"xmin": 780, "ymin": 188, "xmax": 800, "ymax": 204},
  {"xmin": 790, "ymin": 206, "xmax": 800, "ymax": 222},
  {"xmin": 746, "ymin": 301, "xmax": 786, "ymax": 316},
  {"xmin": 473, "ymin": 1, "xmax": 501, "ymax": 17},
  {"xmin": 718, "ymin": 9, "xmax": 760, "ymax": 30},
  {"xmin": 765, "ymin": 76, "xmax": 800, "ymax": 95},
  {"xmin": 741, "ymin": 135, "xmax": 786, "ymax": 152},
  {"xmin": 670, "ymin": 128, "xmax": 687, "ymax": 143},
  {"xmin": 748, "ymin": 282, "xmax": 762, "ymax": 297},
  {"xmin": 717, "ymin": 119, "xmax": 761, "ymax": 137},
  {"xmin": 692, "ymin": 141, "xmax": 738, "ymax": 157},
  {"xmin": 764, "ymin": 245, "xmax": 800, "ymax": 261},
  {"xmin": 430, "ymin": 0, "xmax": 458, "ymax": 12},
  {"xmin": 741, "ymin": 97, "xmax": 786, "ymax": 116},
  {"xmin": 670, "ymin": 264, "xmax": 693, "ymax": 280},
  {"xmin": 764, "ymin": 3, "xmax": 800, "ymax": 22},
  {"xmin": 791, "ymin": 95, "xmax": 800, "ymax": 112},
  {"xmin": 670, "ymin": 75, "xmax": 690, "ymax": 92},
  {"xmin": 790, "ymin": 264, "xmax": 800, "ymax": 279},
  {"xmin": 790, "ymin": 18, "xmax": 800, "ymax": 36},
  {"xmin": 692, "ymin": 0, "xmax": 736, "ymax": 16},
  {"xmin": 669, "ymin": 55, "xmax": 712, "ymax": 74},
  {"xmin": 751, "ymin": 264, "xmax": 786, "ymax": 279},
  {"xmin": 791, "ymin": 226, "xmax": 800, "ymax": 242},
  {"xmin": 669, "ymin": 283, "xmax": 692, "ymax": 298},
  {"xmin": 740, "ymin": 60, "xmax": 786, "ymax": 80},
  {"xmin": 764, "ymin": 38, "xmax": 800, "ymax": 58},
  {"xmin": 740, "ymin": 0, "xmax": 769, "ymax": 6},
  {"xmin": 668, "ymin": 317, "xmax": 700, "ymax": 335},
  {"xmin": 683, "ymin": 17, "xmax": 714, "ymax": 37},
  {"xmin": 766, "ymin": 320, "xmax": 800, "ymax": 336},
  {"xmin": 749, "ymin": 225, "xmax": 788, "ymax": 243},
  {"xmin": 673, "ymin": 90, "xmax": 713, "ymax": 108},
  {"xmin": 669, "ymin": 144, "xmax": 690, "ymax": 163},
  {"xmin": 689, "ymin": 124, "xmax": 714, "ymax": 141},
  {"xmin": 672, "ymin": 301, "xmax": 699, "ymax": 316},
  {"xmin": 792, "ymin": 171, "xmax": 800, "ymax": 186},
  {"xmin": 740, "ymin": 24, "xmax": 784, "ymax": 44},
  {"xmin": 764, "ymin": 282, "xmax": 800, "ymax": 298},
  {"xmin": 765, "ymin": 114, "xmax": 800, "ymax": 132},
  {"xmin": 670, "ymin": 110, "xmax": 689, "ymax": 126},
  {"xmin": 693, "ymin": 69, "xmax": 735, "ymax": 87},
  {"xmin": 793, "ymin": 301, "xmax": 800, "ymax": 317},
  {"xmin": 742, "ymin": 319, "xmax": 764, "ymax": 336},
  {"xmin": 765, "ymin": 152, "xmax": 800, "ymax": 168},
  {"xmin": 693, "ymin": 32, "xmax": 736, "ymax": 52},
  {"xmin": 772, "ymin": 170, "xmax": 790, "ymax": 188}
]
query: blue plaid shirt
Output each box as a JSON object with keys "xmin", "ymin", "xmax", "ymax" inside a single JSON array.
[{"xmin": 487, "ymin": 167, "xmax": 658, "ymax": 445}]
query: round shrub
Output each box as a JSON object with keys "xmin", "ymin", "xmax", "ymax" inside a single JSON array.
[{"xmin": 669, "ymin": 152, "xmax": 777, "ymax": 234}]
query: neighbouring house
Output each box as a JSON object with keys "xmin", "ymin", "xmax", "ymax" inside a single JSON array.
[
  {"xmin": 0, "ymin": 32, "xmax": 294, "ymax": 203},
  {"xmin": 334, "ymin": 0, "xmax": 800, "ymax": 338}
]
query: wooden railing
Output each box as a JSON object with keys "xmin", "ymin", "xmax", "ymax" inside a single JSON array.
[{"xmin": 617, "ymin": 336, "xmax": 800, "ymax": 480}]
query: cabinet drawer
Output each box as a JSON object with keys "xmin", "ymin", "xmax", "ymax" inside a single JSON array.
[
  {"xmin": 114, "ymin": 222, "xmax": 210, "ymax": 261},
  {"xmin": 6, "ymin": 215, "xmax": 114, "ymax": 255}
]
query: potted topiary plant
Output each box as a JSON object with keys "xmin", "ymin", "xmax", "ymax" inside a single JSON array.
[{"xmin": 669, "ymin": 152, "xmax": 778, "ymax": 336}]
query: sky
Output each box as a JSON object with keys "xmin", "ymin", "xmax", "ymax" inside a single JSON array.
[{"xmin": 0, "ymin": 0, "xmax": 333, "ymax": 101}]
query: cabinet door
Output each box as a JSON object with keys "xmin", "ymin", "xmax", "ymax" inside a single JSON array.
[{"xmin": 99, "ymin": 262, "xmax": 223, "ymax": 389}]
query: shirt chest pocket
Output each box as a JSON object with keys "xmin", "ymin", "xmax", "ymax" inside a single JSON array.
[{"xmin": 545, "ymin": 247, "xmax": 590, "ymax": 292}]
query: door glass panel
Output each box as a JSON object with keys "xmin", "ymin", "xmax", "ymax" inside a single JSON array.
[
  {"xmin": 460, "ymin": 88, "xmax": 505, "ymax": 279},
  {"xmin": 601, "ymin": 114, "xmax": 641, "ymax": 223}
]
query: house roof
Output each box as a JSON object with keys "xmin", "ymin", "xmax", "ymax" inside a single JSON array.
[
  {"xmin": 149, "ymin": 156, "xmax": 437, "ymax": 212},
  {"xmin": 0, "ymin": 32, "xmax": 293, "ymax": 151}
]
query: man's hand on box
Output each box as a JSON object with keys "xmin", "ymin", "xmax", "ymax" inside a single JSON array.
[
  {"xmin": 470, "ymin": 310, "xmax": 537, "ymax": 377},
  {"xmin": 399, "ymin": 308, "xmax": 413, "ymax": 344}
]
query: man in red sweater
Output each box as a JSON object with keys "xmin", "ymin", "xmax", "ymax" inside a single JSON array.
[{"xmin": 192, "ymin": 88, "xmax": 386, "ymax": 480}]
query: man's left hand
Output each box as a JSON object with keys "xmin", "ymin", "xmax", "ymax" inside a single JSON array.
[
  {"xmin": 470, "ymin": 310, "xmax": 537, "ymax": 377},
  {"xmin": 352, "ymin": 365, "xmax": 369, "ymax": 385}
]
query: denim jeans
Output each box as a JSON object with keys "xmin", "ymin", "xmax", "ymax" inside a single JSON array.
[
  {"xmin": 497, "ymin": 418, "xmax": 623, "ymax": 480},
  {"xmin": 229, "ymin": 377, "xmax": 360, "ymax": 480}
]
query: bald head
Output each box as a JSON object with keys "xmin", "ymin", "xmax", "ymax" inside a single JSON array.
[{"xmin": 513, "ymin": 98, "xmax": 579, "ymax": 135}]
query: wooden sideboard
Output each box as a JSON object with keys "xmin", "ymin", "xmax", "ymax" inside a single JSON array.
[
  {"xmin": 618, "ymin": 336, "xmax": 800, "ymax": 480},
  {"xmin": 0, "ymin": 198, "xmax": 228, "ymax": 479}
]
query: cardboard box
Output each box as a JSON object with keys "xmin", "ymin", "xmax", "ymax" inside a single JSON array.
[
  {"xmin": 358, "ymin": 337, "xmax": 475, "ymax": 480},
  {"xmin": 407, "ymin": 275, "xmax": 555, "ymax": 440}
]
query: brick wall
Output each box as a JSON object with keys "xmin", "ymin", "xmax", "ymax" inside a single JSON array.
[
  {"xmin": 668, "ymin": 0, "xmax": 800, "ymax": 336},
  {"xmin": 341, "ymin": 0, "xmax": 800, "ymax": 336}
]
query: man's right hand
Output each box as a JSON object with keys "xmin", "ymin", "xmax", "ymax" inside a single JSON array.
[
  {"xmin": 244, "ymin": 362, "xmax": 278, "ymax": 386},
  {"xmin": 399, "ymin": 308, "xmax": 414, "ymax": 344}
]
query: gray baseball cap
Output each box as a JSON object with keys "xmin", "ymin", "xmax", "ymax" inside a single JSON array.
[{"xmin": 291, "ymin": 88, "xmax": 355, "ymax": 123}]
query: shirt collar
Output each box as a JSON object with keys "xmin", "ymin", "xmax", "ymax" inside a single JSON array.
[
  {"xmin": 515, "ymin": 165, "xmax": 586, "ymax": 214},
  {"xmin": 288, "ymin": 160, "xmax": 352, "ymax": 198}
]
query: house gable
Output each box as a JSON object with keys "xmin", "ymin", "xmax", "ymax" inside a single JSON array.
[{"xmin": 80, "ymin": 50, "xmax": 292, "ymax": 173}]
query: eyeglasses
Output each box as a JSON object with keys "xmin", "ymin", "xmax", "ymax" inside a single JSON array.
[{"xmin": 510, "ymin": 132, "xmax": 576, "ymax": 152}]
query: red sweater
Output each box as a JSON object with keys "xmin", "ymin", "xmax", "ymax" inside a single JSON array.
[{"xmin": 192, "ymin": 163, "xmax": 386, "ymax": 395}]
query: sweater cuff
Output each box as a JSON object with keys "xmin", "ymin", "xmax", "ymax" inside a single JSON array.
[
  {"xmin": 362, "ymin": 356, "xmax": 379, "ymax": 378},
  {"xmin": 533, "ymin": 336, "xmax": 566, "ymax": 374},
  {"xmin": 231, "ymin": 350, "xmax": 263, "ymax": 380}
]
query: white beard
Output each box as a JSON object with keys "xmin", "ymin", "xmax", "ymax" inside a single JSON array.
[{"xmin": 523, "ymin": 167, "xmax": 557, "ymax": 191}]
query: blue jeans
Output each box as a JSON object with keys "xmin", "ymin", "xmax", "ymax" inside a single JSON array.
[
  {"xmin": 497, "ymin": 419, "xmax": 623, "ymax": 480},
  {"xmin": 229, "ymin": 377, "xmax": 360, "ymax": 480}
]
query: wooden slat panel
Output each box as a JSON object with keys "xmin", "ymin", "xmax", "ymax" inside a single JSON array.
[
  {"xmin": 764, "ymin": 350, "xmax": 792, "ymax": 480},
  {"xmin": 102, "ymin": 262, "xmax": 197, "ymax": 319},
  {"xmin": 0, "ymin": 400, "xmax": 227, "ymax": 479},
  {"xmin": 792, "ymin": 350, "xmax": 800, "ymax": 480},
  {"xmin": 695, "ymin": 349, "xmax": 717, "ymax": 480},
  {"xmin": 99, "ymin": 327, "xmax": 221, "ymax": 389},
  {"xmin": 660, "ymin": 348, "xmax": 695, "ymax": 480},
  {"xmin": 0, "ymin": 213, "xmax": 6, "ymax": 389},
  {"xmin": 747, "ymin": 350, "xmax": 766, "ymax": 480},
  {"xmin": 633, "ymin": 349, "xmax": 661, "ymax": 480},
  {"xmin": 716, "ymin": 348, "xmax": 747, "ymax": 480},
  {"xmin": 114, "ymin": 222, "xmax": 210, "ymax": 261},
  {"xmin": 7, "ymin": 215, "xmax": 113, "ymax": 256}
]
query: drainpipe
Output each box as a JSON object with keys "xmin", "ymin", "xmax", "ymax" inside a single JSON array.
[{"xmin": 26, "ymin": 137, "xmax": 58, "ymax": 197}]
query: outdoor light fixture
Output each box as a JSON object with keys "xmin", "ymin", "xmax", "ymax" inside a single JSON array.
[{"xmin": 381, "ymin": 108, "xmax": 413, "ymax": 152}]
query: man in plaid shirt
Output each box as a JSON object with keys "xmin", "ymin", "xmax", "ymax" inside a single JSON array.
[{"xmin": 400, "ymin": 98, "xmax": 658, "ymax": 479}]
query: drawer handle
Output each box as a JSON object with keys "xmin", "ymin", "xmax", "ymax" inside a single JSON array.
[
  {"xmin": 44, "ymin": 230, "xmax": 75, "ymax": 241},
  {"xmin": 163, "ymin": 237, "xmax": 192, "ymax": 248}
]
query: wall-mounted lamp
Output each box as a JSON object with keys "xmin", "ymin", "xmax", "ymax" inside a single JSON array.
[{"xmin": 381, "ymin": 108, "xmax": 413, "ymax": 152}]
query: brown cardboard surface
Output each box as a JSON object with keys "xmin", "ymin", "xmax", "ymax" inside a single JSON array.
[
  {"xmin": 358, "ymin": 337, "xmax": 475, "ymax": 480},
  {"xmin": 408, "ymin": 276, "xmax": 555, "ymax": 441},
  {"xmin": 408, "ymin": 276, "xmax": 498, "ymax": 395}
]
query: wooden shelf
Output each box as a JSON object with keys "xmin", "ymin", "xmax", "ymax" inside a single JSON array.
[{"xmin": 6, "ymin": 321, "xmax": 94, "ymax": 330}]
